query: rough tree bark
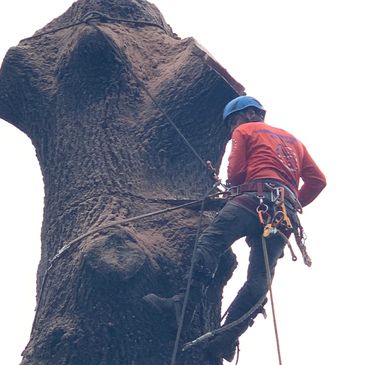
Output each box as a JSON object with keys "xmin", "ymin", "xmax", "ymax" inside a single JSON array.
[{"xmin": 0, "ymin": 1, "xmax": 245, "ymax": 364}]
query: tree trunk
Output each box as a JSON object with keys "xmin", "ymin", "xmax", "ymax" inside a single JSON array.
[{"xmin": 0, "ymin": 1, "xmax": 244, "ymax": 364}]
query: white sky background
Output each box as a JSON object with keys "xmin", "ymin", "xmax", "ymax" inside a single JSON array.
[{"xmin": 0, "ymin": 0, "xmax": 364, "ymax": 364}]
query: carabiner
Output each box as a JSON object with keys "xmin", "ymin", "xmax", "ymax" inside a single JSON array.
[
  {"xmin": 256, "ymin": 204, "xmax": 269, "ymax": 225},
  {"xmin": 256, "ymin": 203, "xmax": 268, "ymax": 214},
  {"xmin": 273, "ymin": 210, "xmax": 284, "ymax": 223}
]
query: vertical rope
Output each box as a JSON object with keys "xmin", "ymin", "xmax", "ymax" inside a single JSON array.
[
  {"xmin": 91, "ymin": 23, "xmax": 210, "ymax": 172},
  {"xmin": 261, "ymin": 235, "xmax": 283, "ymax": 365},
  {"xmin": 170, "ymin": 185, "xmax": 216, "ymax": 365}
]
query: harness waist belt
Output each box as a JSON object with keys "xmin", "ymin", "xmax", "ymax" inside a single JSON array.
[
  {"xmin": 229, "ymin": 182, "xmax": 280, "ymax": 194},
  {"xmin": 229, "ymin": 181, "xmax": 302, "ymax": 211},
  {"xmin": 233, "ymin": 182, "xmax": 268, "ymax": 193}
]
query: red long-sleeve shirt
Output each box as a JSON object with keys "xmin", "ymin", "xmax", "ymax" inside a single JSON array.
[{"xmin": 227, "ymin": 121, "xmax": 326, "ymax": 207}]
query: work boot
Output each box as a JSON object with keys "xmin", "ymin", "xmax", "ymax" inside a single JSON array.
[
  {"xmin": 222, "ymin": 339, "xmax": 239, "ymax": 362},
  {"xmin": 204, "ymin": 330, "xmax": 240, "ymax": 362},
  {"xmin": 142, "ymin": 293, "xmax": 184, "ymax": 325},
  {"xmin": 205, "ymin": 297, "xmax": 268, "ymax": 361},
  {"xmin": 207, "ymin": 336, "xmax": 239, "ymax": 362},
  {"xmin": 143, "ymin": 280, "xmax": 204, "ymax": 326}
]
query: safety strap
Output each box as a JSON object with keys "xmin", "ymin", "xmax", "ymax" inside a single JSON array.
[{"xmin": 228, "ymin": 181, "xmax": 302, "ymax": 213}]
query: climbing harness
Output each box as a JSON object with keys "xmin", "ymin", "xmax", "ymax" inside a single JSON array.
[{"xmin": 227, "ymin": 181, "xmax": 311, "ymax": 267}]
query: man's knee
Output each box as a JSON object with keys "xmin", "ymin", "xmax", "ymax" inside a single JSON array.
[{"xmin": 191, "ymin": 250, "xmax": 216, "ymax": 285}]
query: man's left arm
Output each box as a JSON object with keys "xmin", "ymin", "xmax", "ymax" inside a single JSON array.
[{"xmin": 227, "ymin": 129, "xmax": 248, "ymax": 186}]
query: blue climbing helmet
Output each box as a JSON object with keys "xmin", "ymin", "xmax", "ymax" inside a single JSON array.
[{"xmin": 223, "ymin": 96, "xmax": 266, "ymax": 122}]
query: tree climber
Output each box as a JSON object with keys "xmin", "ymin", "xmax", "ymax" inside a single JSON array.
[{"xmin": 143, "ymin": 95, "xmax": 327, "ymax": 361}]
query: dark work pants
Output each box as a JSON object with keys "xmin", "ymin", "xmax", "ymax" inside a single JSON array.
[{"xmin": 194, "ymin": 199, "xmax": 286, "ymax": 333}]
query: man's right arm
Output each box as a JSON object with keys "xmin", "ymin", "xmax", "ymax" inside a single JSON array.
[{"xmin": 298, "ymin": 146, "xmax": 327, "ymax": 207}]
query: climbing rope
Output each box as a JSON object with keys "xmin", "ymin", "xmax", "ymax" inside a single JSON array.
[
  {"xmin": 84, "ymin": 29, "xmax": 225, "ymax": 363},
  {"xmin": 31, "ymin": 191, "xmax": 226, "ymax": 332},
  {"xmin": 89, "ymin": 22, "xmax": 213, "ymax": 173},
  {"xmin": 170, "ymin": 184, "xmax": 219, "ymax": 365},
  {"xmin": 21, "ymin": 10, "xmax": 220, "ymax": 178},
  {"xmin": 30, "ymin": 8, "xmax": 223, "ymax": 314},
  {"xmin": 55, "ymin": 193, "xmax": 224, "ymax": 263},
  {"xmin": 261, "ymin": 235, "xmax": 283, "ymax": 365},
  {"xmin": 21, "ymin": 10, "xmax": 220, "ymax": 174},
  {"xmin": 20, "ymin": 11, "xmax": 168, "ymax": 42}
]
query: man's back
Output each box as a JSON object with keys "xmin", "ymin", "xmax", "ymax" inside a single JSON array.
[{"xmin": 228, "ymin": 121, "xmax": 326, "ymax": 207}]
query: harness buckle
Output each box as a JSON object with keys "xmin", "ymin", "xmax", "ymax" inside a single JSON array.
[
  {"xmin": 270, "ymin": 188, "xmax": 281, "ymax": 204},
  {"xmin": 256, "ymin": 203, "xmax": 269, "ymax": 224},
  {"xmin": 227, "ymin": 185, "xmax": 240, "ymax": 197}
]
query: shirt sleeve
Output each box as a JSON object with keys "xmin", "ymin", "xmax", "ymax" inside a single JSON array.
[
  {"xmin": 227, "ymin": 128, "xmax": 248, "ymax": 185},
  {"xmin": 298, "ymin": 146, "xmax": 327, "ymax": 207}
]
